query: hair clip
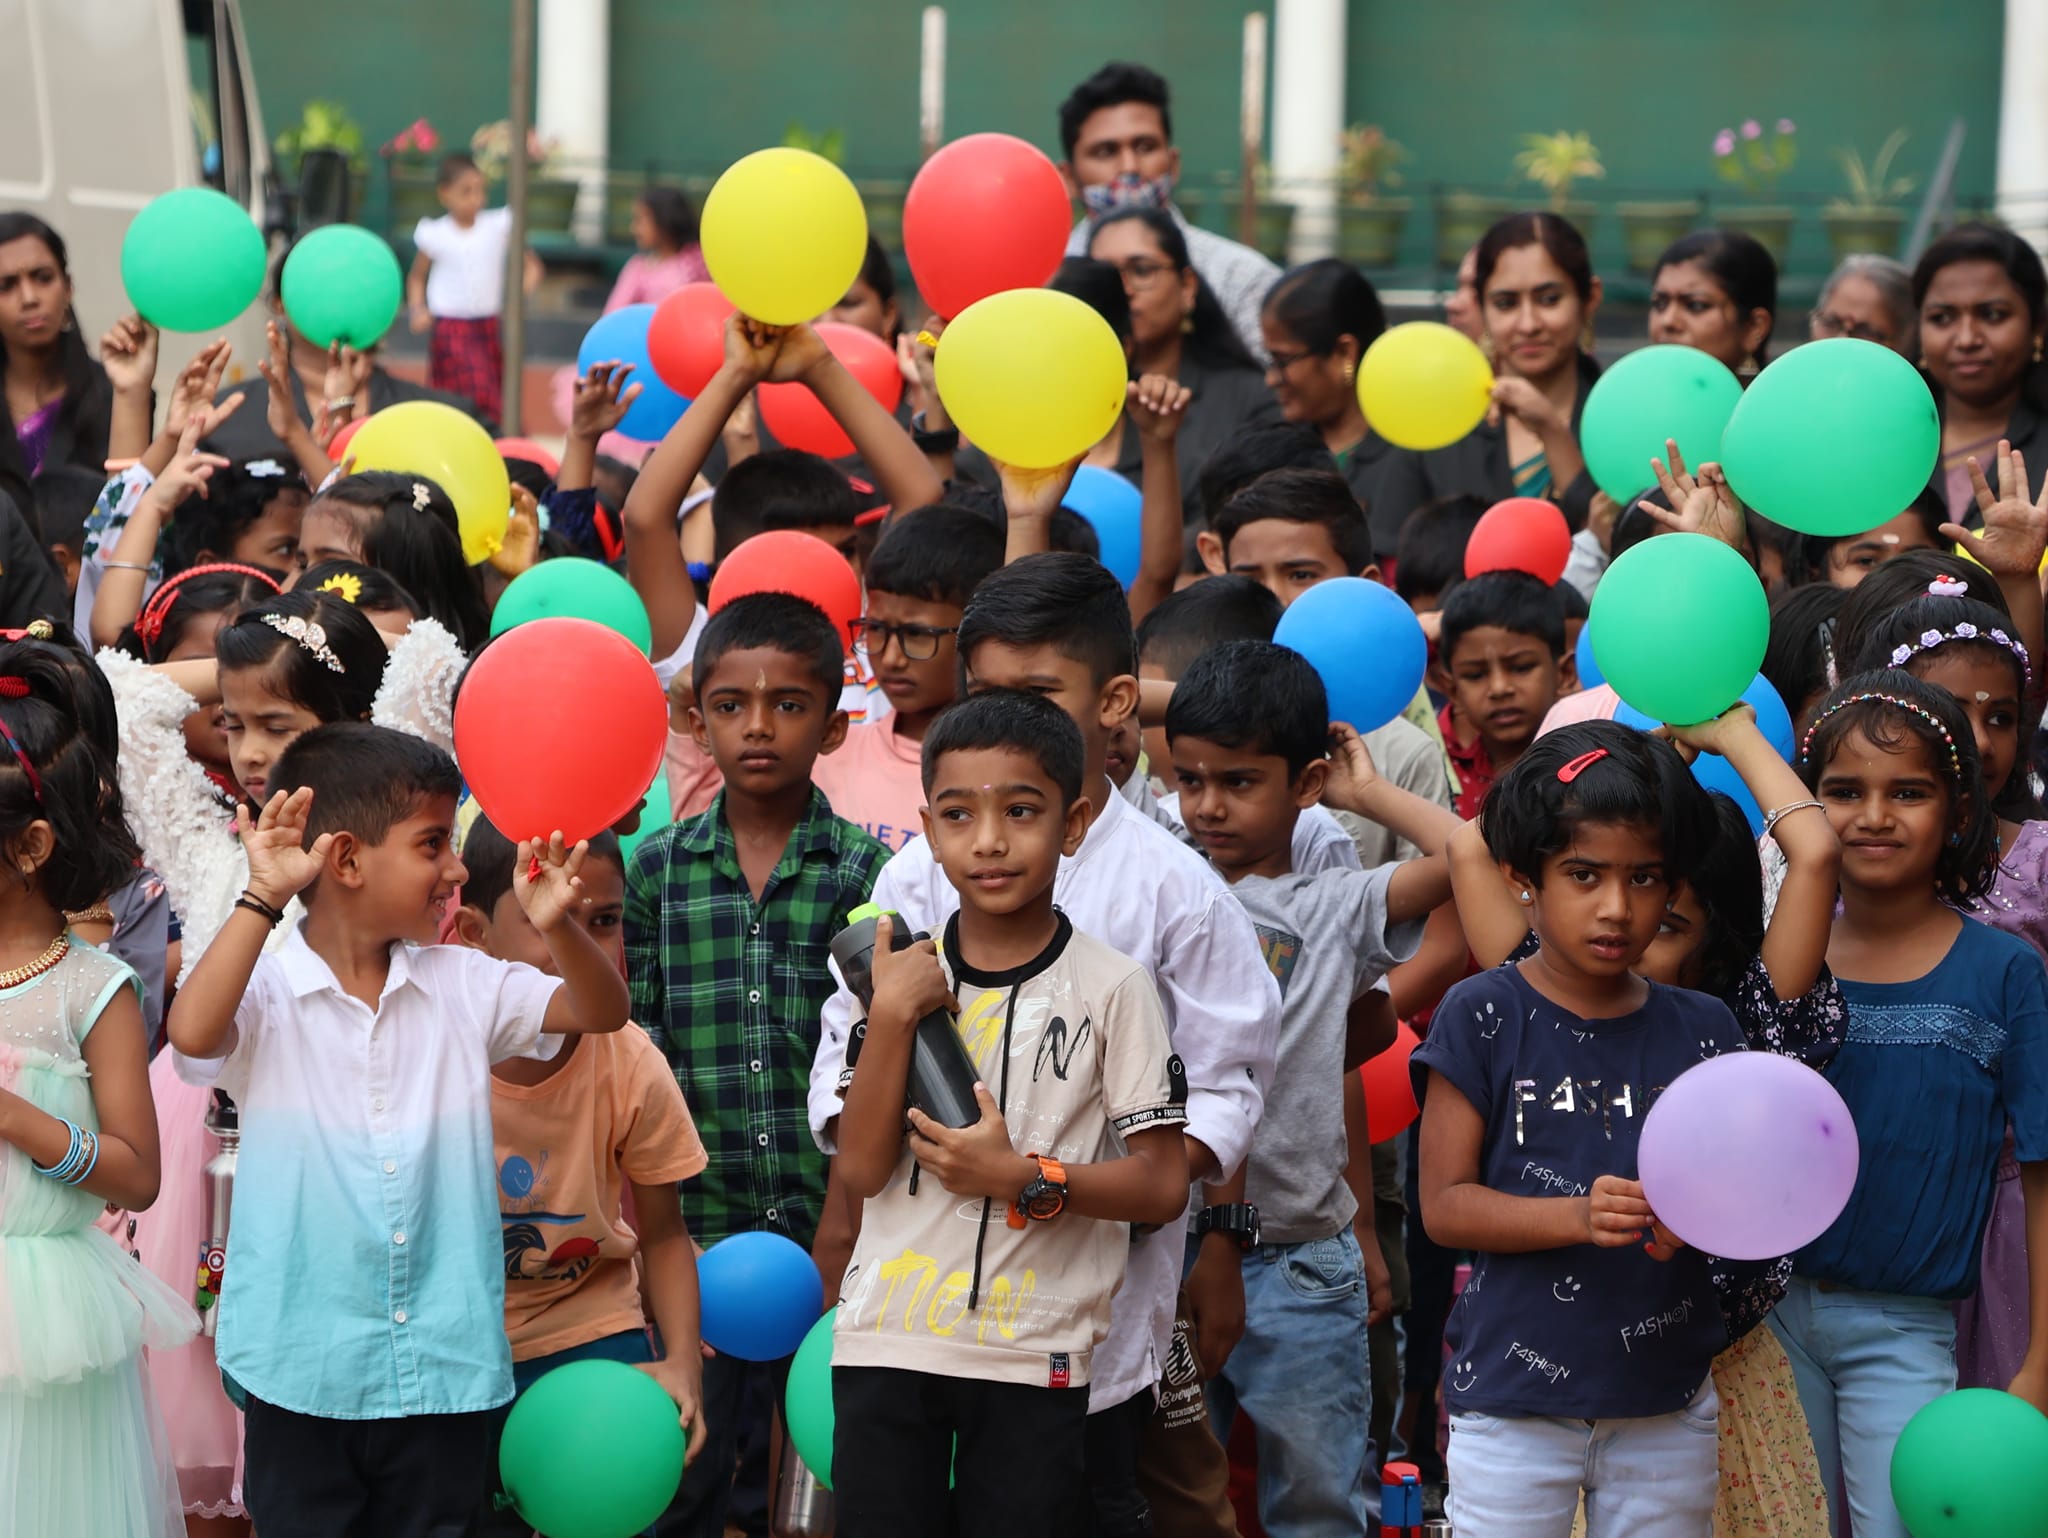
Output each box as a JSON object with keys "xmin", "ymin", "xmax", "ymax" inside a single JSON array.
[
  {"xmin": 261, "ymin": 613, "xmax": 346, "ymax": 673},
  {"xmin": 317, "ymin": 572, "xmax": 364, "ymax": 604},
  {"xmin": 411, "ymin": 482, "xmax": 431, "ymax": 512},
  {"xmin": 0, "ymin": 623, "xmax": 54, "ymax": 644},
  {"xmin": 1928, "ymin": 576, "xmax": 1969, "ymax": 597},
  {"xmin": 1557, "ymin": 748, "xmax": 1609, "ymax": 784},
  {"xmin": 244, "ymin": 458, "xmax": 287, "ymax": 478},
  {"xmin": 0, "ymin": 678, "xmax": 27, "ymax": 700},
  {"xmin": 135, "ymin": 563, "xmax": 284, "ymax": 653},
  {"xmin": 0, "ymin": 716, "xmax": 43, "ymax": 806},
  {"xmin": 1799, "ymin": 690, "xmax": 1962, "ymax": 777},
  {"xmin": 1886, "ymin": 621, "xmax": 2033, "ymax": 687}
]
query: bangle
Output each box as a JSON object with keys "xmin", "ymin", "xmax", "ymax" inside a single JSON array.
[
  {"xmin": 103, "ymin": 560, "xmax": 153, "ymax": 572},
  {"xmin": 235, "ymin": 891, "xmax": 286, "ymax": 927},
  {"xmin": 325, "ymin": 396, "xmax": 356, "ymax": 411},
  {"xmin": 1762, "ymin": 799, "xmax": 1826, "ymax": 837},
  {"xmin": 33, "ymin": 1118, "xmax": 83, "ymax": 1180}
]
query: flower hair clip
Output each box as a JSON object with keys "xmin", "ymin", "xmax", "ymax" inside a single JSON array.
[
  {"xmin": 1799, "ymin": 691, "xmax": 1962, "ymax": 777},
  {"xmin": 411, "ymin": 482, "xmax": 432, "ymax": 512},
  {"xmin": 1928, "ymin": 576, "xmax": 1969, "ymax": 597},
  {"xmin": 244, "ymin": 459, "xmax": 287, "ymax": 479},
  {"xmin": 261, "ymin": 613, "xmax": 346, "ymax": 673},
  {"xmin": 317, "ymin": 572, "xmax": 364, "ymax": 604},
  {"xmin": 1887, "ymin": 622, "xmax": 2033, "ymax": 687}
]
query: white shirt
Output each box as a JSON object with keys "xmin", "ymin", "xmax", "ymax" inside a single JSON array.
[
  {"xmin": 809, "ymin": 782, "xmax": 1282, "ymax": 1411},
  {"xmin": 415, "ymin": 208, "xmax": 513, "ymax": 320}
]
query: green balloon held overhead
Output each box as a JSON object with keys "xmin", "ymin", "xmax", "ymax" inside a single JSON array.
[
  {"xmin": 281, "ymin": 224, "xmax": 404, "ymax": 348},
  {"xmin": 1720, "ymin": 338, "xmax": 1940, "ymax": 536},
  {"xmin": 121, "ymin": 188, "xmax": 267, "ymax": 333},
  {"xmin": 1890, "ymin": 1389, "xmax": 2048, "ymax": 1538},
  {"xmin": 1589, "ymin": 533, "xmax": 1768, "ymax": 726},
  {"xmin": 1580, "ymin": 345, "xmax": 1743, "ymax": 503},
  {"xmin": 499, "ymin": 1359, "xmax": 687, "ymax": 1538},
  {"xmin": 490, "ymin": 559, "xmax": 654, "ymax": 657}
]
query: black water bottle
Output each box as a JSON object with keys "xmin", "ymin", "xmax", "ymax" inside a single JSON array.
[{"xmin": 831, "ymin": 904, "xmax": 982, "ymax": 1129}]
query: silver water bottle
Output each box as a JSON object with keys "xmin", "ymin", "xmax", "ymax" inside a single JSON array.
[
  {"xmin": 196, "ymin": 1092, "xmax": 238, "ymax": 1337},
  {"xmin": 771, "ymin": 1430, "xmax": 834, "ymax": 1537}
]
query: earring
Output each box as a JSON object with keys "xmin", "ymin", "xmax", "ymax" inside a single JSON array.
[
  {"xmin": 1580, "ymin": 320, "xmax": 1596, "ymax": 353},
  {"xmin": 1740, "ymin": 353, "xmax": 1760, "ymax": 379},
  {"xmin": 1180, "ymin": 310, "xmax": 1195, "ymax": 335},
  {"xmin": 2035, "ymin": 336, "xmax": 2044, "ymax": 363},
  {"xmin": 1478, "ymin": 332, "xmax": 1497, "ymax": 366},
  {"xmin": 1517, "ymin": 889, "xmax": 1531, "ymax": 903},
  {"xmin": 1343, "ymin": 360, "xmax": 1357, "ymax": 387}
]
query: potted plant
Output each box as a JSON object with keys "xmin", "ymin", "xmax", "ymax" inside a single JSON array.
[
  {"xmin": 1711, "ymin": 118, "xmax": 1798, "ymax": 266},
  {"xmin": 1514, "ymin": 130, "xmax": 1603, "ymax": 230},
  {"xmin": 472, "ymin": 120, "xmax": 577, "ymax": 234},
  {"xmin": 274, "ymin": 100, "xmax": 369, "ymax": 218},
  {"xmin": 1824, "ymin": 130, "xmax": 1915, "ymax": 260},
  {"xmin": 1335, "ymin": 125, "xmax": 1411, "ymax": 268},
  {"xmin": 382, "ymin": 118, "xmax": 444, "ymax": 235},
  {"xmin": 1212, "ymin": 163, "xmax": 1296, "ymax": 263}
]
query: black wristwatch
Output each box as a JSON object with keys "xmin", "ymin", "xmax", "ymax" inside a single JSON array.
[
  {"xmin": 911, "ymin": 410, "xmax": 960, "ymax": 454},
  {"xmin": 1007, "ymin": 1154, "xmax": 1069, "ymax": 1229},
  {"xmin": 1194, "ymin": 1202, "xmax": 1261, "ymax": 1252}
]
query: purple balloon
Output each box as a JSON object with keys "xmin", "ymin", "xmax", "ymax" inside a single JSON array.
[{"xmin": 1637, "ymin": 1051, "xmax": 1859, "ymax": 1260}]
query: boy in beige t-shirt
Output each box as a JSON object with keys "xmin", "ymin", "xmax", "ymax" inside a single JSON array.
[{"xmin": 830, "ymin": 690, "xmax": 1189, "ymax": 1538}]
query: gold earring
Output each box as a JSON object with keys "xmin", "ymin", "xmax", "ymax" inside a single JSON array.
[
  {"xmin": 1343, "ymin": 359, "xmax": 1357, "ymax": 387},
  {"xmin": 1580, "ymin": 321, "xmax": 1596, "ymax": 353},
  {"xmin": 1180, "ymin": 310, "xmax": 1195, "ymax": 335},
  {"xmin": 2035, "ymin": 336, "xmax": 2044, "ymax": 363},
  {"xmin": 1479, "ymin": 332, "xmax": 1497, "ymax": 366}
]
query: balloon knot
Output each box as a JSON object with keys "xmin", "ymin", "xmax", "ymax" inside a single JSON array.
[{"xmin": 916, "ymin": 331, "xmax": 940, "ymax": 349}]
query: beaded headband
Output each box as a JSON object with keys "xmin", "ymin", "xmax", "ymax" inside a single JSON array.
[
  {"xmin": 260, "ymin": 613, "xmax": 345, "ymax": 673},
  {"xmin": 136, "ymin": 563, "xmax": 283, "ymax": 652},
  {"xmin": 1798, "ymin": 691, "xmax": 1963, "ymax": 778},
  {"xmin": 1886, "ymin": 584, "xmax": 2033, "ymax": 688}
]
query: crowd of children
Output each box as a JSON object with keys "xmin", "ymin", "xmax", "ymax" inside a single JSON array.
[{"xmin": 6, "ymin": 55, "xmax": 2048, "ymax": 1538}]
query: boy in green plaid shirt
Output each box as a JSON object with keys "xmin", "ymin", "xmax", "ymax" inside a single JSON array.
[{"xmin": 625, "ymin": 591, "xmax": 888, "ymax": 1538}]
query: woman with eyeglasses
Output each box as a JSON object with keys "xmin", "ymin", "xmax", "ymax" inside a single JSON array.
[
  {"xmin": 1810, "ymin": 255, "xmax": 1917, "ymax": 356},
  {"xmin": 1648, "ymin": 229, "xmax": 1778, "ymax": 379},
  {"xmin": 1913, "ymin": 223, "xmax": 2048, "ymax": 519}
]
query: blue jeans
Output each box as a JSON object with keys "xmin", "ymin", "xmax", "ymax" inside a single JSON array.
[
  {"xmin": 1445, "ymin": 1375, "xmax": 1720, "ymax": 1538},
  {"xmin": 1197, "ymin": 1229, "xmax": 1373, "ymax": 1538},
  {"xmin": 1768, "ymin": 1277, "xmax": 1958, "ymax": 1538}
]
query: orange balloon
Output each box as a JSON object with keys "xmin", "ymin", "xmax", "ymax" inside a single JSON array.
[{"xmin": 1359, "ymin": 1022, "xmax": 1421, "ymax": 1140}]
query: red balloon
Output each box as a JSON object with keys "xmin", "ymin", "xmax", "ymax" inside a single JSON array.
[
  {"xmin": 757, "ymin": 322, "xmax": 902, "ymax": 459},
  {"xmin": 903, "ymin": 133, "xmax": 1072, "ymax": 320},
  {"xmin": 1465, "ymin": 497, "xmax": 1572, "ymax": 586},
  {"xmin": 1359, "ymin": 1023, "xmax": 1421, "ymax": 1141},
  {"xmin": 329, "ymin": 414, "xmax": 369, "ymax": 461},
  {"xmin": 709, "ymin": 530, "xmax": 863, "ymax": 650},
  {"xmin": 494, "ymin": 436, "xmax": 561, "ymax": 478},
  {"xmin": 453, "ymin": 617, "xmax": 666, "ymax": 846},
  {"xmin": 646, "ymin": 283, "xmax": 736, "ymax": 399}
]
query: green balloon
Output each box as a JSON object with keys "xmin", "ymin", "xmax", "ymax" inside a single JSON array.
[
  {"xmin": 619, "ymin": 768, "xmax": 672, "ymax": 863},
  {"xmin": 491, "ymin": 559, "xmax": 654, "ymax": 657},
  {"xmin": 120, "ymin": 188, "xmax": 267, "ymax": 334},
  {"xmin": 1580, "ymin": 344, "xmax": 1743, "ymax": 504},
  {"xmin": 1720, "ymin": 338, "xmax": 1940, "ymax": 536},
  {"xmin": 785, "ymin": 1307, "xmax": 838, "ymax": 1490},
  {"xmin": 499, "ymin": 1359, "xmax": 687, "ymax": 1538},
  {"xmin": 280, "ymin": 224, "xmax": 404, "ymax": 348},
  {"xmin": 1891, "ymin": 1388, "xmax": 2048, "ymax": 1538},
  {"xmin": 1588, "ymin": 533, "xmax": 1768, "ymax": 726}
]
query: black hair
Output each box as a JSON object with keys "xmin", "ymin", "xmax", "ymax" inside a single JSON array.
[
  {"xmin": 711, "ymin": 450, "xmax": 860, "ymax": 560},
  {"xmin": 461, "ymin": 815, "xmax": 624, "ymax": 921},
  {"xmin": 1050, "ymin": 257, "xmax": 1134, "ymax": 345},
  {"xmin": 0, "ymin": 214, "xmax": 110, "ymax": 516},
  {"xmin": 636, "ymin": 185, "xmax": 700, "ymax": 252},
  {"xmin": 503, "ymin": 456, "xmax": 552, "ymax": 500},
  {"xmin": 1165, "ymin": 638, "xmax": 1328, "ymax": 776},
  {"xmin": 1799, "ymin": 668, "xmax": 1996, "ymax": 903},
  {"xmin": 22, "ymin": 621, "xmax": 118, "ymax": 763},
  {"xmin": 0, "ymin": 641, "xmax": 142, "ymax": 911},
  {"xmin": 692, "ymin": 591, "xmax": 844, "ymax": 698},
  {"xmin": 1834, "ymin": 551, "xmax": 2008, "ymax": 669},
  {"xmin": 127, "ymin": 565, "xmax": 283, "ymax": 664},
  {"xmin": 1475, "ymin": 211, "xmax": 1596, "ymax": 305},
  {"xmin": 1194, "ymin": 421, "xmax": 1337, "ymax": 527},
  {"xmin": 1762, "ymin": 582, "xmax": 1848, "ymax": 723},
  {"xmin": 1913, "ymin": 221, "xmax": 2047, "ymax": 329},
  {"xmin": 1394, "ymin": 495, "xmax": 1488, "ymax": 604},
  {"xmin": 1438, "ymin": 570, "xmax": 1566, "ymax": 661},
  {"xmin": 214, "ymin": 588, "xmax": 390, "ymax": 723},
  {"xmin": 1654, "ymin": 229, "xmax": 1779, "ymax": 363},
  {"xmin": 865, "ymin": 506, "xmax": 1004, "ymax": 607},
  {"xmin": 942, "ymin": 481, "xmax": 1101, "ymax": 559},
  {"xmin": 852, "ymin": 233, "xmax": 897, "ymax": 308},
  {"xmin": 31, "ymin": 465, "xmax": 101, "ymax": 553},
  {"xmin": 1261, "ymin": 258, "xmax": 1388, "ymax": 360},
  {"xmin": 159, "ymin": 459, "xmax": 310, "ymax": 574},
  {"xmin": 1057, "ymin": 61, "xmax": 1172, "ymax": 163},
  {"xmin": 1553, "ymin": 579, "xmax": 1589, "ymax": 622},
  {"xmin": 272, "ymin": 722, "xmax": 462, "ymax": 851},
  {"xmin": 1134, "ymin": 574, "xmax": 1282, "ymax": 678},
  {"xmin": 312, "ymin": 472, "xmax": 488, "ymax": 650},
  {"xmin": 958, "ymin": 552, "xmax": 1134, "ymax": 688},
  {"xmin": 921, "ymin": 689, "xmax": 1086, "ymax": 809},
  {"xmin": 1607, "ymin": 493, "xmax": 1667, "ymax": 564},
  {"xmin": 299, "ymin": 558, "xmax": 426, "ymax": 620},
  {"xmin": 1214, "ymin": 468, "xmax": 1374, "ymax": 574},
  {"xmin": 1483, "ymin": 719, "xmax": 1716, "ymax": 887},
  {"xmin": 1793, "ymin": 485, "xmax": 1949, "ymax": 586},
  {"xmin": 1686, "ymin": 791, "xmax": 1767, "ymax": 1001},
  {"xmin": 436, "ymin": 152, "xmax": 482, "ymax": 188},
  {"xmin": 1090, "ymin": 208, "xmax": 1259, "ymax": 372}
]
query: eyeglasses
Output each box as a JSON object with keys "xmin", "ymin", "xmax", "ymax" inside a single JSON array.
[
  {"xmin": 850, "ymin": 618, "xmax": 959, "ymax": 661},
  {"xmin": 1113, "ymin": 257, "xmax": 1178, "ymax": 290},
  {"xmin": 1810, "ymin": 310, "xmax": 1892, "ymax": 345}
]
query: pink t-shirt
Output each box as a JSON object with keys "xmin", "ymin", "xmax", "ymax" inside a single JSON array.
[
  {"xmin": 1537, "ymin": 684, "xmax": 1621, "ymax": 737},
  {"xmin": 663, "ymin": 716, "xmax": 928, "ymax": 851},
  {"xmin": 604, "ymin": 247, "xmax": 712, "ymax": 313}
]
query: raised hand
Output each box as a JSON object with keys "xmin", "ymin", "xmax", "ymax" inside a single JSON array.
[
  {"xmin": 490, "ymin": 484, "xmax": 543, "ymax": 577},
  {"xmin": 1487, "ymin": 375, "xmax": 1567, "ymax": 437},
  {"xmin": 164, "ymin": 338, "xmax": 245, "ymax": 439},
  {"xmin": 147, "ymin": 418, "xmax": 230, "ymax": 510},
  {"xmin": 236, "ymin": 787, "xmax": 335, "ymax": 906},
  {"xmin": 99, "ymin": 314, "xmax": 160, "ymax": 396},
  {"xmin": 1320, "ymin": 721, "xmax": 1383, "ymax": 815},
  {"xmin": 1646, "ymin": 440, "xmax": 1746, "ymax": 547},
  {"xmin": 896, "ymin": 317, "xmax": 942, "ymax": 417},
  {"xmin": 1666, "ymin": 700, "xmax": 1759, "ymax": 758},
  {"xmin": 1126, "ymin": 374, "xmax": 1192, "ymax": 443},
  {"xmin": 319, "ymin": 341, "xmax": 371, "ymax": 431},
  {"xmin": 1948, "ymin": 440, "xmax": 2048, "ymax": 578},
  {"xmin": 571, "ymin": 359, "xmax": 643, "ymax": 440},
  {"xmin": 513, "ymin": 831, "xmax": 590, "ymax": 934}
]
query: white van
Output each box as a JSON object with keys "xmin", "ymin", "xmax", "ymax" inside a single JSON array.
[{"xmin": 0, "ymin": 0, "xmax": 277, "ymax": 377}]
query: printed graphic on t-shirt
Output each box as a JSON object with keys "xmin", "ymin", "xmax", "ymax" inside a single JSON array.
[
  {"xmin": 1252, "ymin": 921, "xmax": 1303, "ymax": 996},
  {"xmin": 499, "ymin": 1149, "xmax": 599, "ymax": 1283},
  {"xmin": 1034, "ymin": 1012, "xmax": 1091, "ymax": 1083}
]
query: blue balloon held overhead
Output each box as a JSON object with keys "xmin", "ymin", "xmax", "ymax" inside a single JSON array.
[
  {"xmin": 1614, "ymin": 673, "xmax": 1796, "ymax": 835},
  {"xmin": 697, "ymin": 1230, "xmax": 823, "ymax": 1362},
  {"xmin": 577, "ymin": 304, "xmax": 690, "ymax": 442},
  {"xmin": 1062, "ymin": 465, "xmax": 1142, "ymax": 588},
  {"xmin": 1272, "ymin": 577, "xmax": 1428, "ymax": 735}
]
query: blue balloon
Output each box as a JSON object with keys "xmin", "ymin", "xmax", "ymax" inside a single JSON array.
[
  {"xmin": 576, "ymin": 304, "xmax": 690, "ymax": 442},
  {"xmin": 1613, "ymin": 672, "xmax": 1796, "ymax": 836},
  {"xmin": 1574, "ymin": 622, "xmax": 1604, "ymax": 689},
  {"xmin": 1062, "ymin": 465, "xmax": 1143, "ymax": 588},
  {"xmin": 697, "ymin": 1231, "xmax": 824, "ymax": 1362},
  {"xmin": 1272, "ymin": 577, "xmax": 1428, "ymax": 734}
]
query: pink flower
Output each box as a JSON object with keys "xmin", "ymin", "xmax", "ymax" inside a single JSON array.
[
  {"xmin": 1741, "ymin": 119, "xmax": 1762, "ymax": 140},
  {"xmin": 415, "ymin": 119, "xmax": 442, "ymax": 153},
  {"xmin": 1713, "ymin": 130, "xmax": 1737, "ymax": 157},
  {"xmin": 1775, "ymin": 119, "xmax": 1796, "ymax": 137}
]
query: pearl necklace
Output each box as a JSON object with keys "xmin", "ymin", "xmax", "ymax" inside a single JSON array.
[{"xmin": 0, "ymin": 933, "xmax": 69, "ymax": 990}]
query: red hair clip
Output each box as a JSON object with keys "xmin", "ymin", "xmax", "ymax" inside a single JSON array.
[
  {"xmin": 1557, "ymin": 748, "xmax": 1609, "ymax": 784},
  {"xmin": 0, "ymin": 678, "xmax": 28, "ymax": 699}
]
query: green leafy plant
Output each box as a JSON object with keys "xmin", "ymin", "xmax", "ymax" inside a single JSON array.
[
  {"xmin": 1338, "ymin": 125, "xmax": 1406, "ymax": 205},
  {"xmin": 782, "ymin": 122, "xmax": 847, "ymax": 165},
  {"xmin": 1713, "ymin": 118, "xmax": 1798, "ymax": 199},
  {"xmin": 276, "ymin": 100, "xmax": 367, "ymax": 171},
  {"xmin": 1515, "ymin": 131, "xmax": 1603, "ymax": 209},
  {"xmin": 1831, "ymin": 130, "xmax": 1915, "ymax": 212}
]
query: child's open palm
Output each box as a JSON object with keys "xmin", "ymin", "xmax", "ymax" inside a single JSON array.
[
  {"xmin": 148, "ymin": 419, "xmax": 230, "ymax": 512},
  {"xmin": 1320, "ymin": 721, "xmax": 1382, "ymax": 814},
  {"xmin": 164, "ymin": 338, "xmax": 245, "ymax": 440},
  {"xmin": 513, "ymin": 832, "xmax": 590, "ymax": 934},
  {"xmin": 1949, "ymin": 440, "xmax": 2048, "ymax": 578},
  {"xmin": 237, "ymin": 788, "xmax": 334, "ymax": 906},
  {"xmin": 571, "ymin": 360, "xmax": 643, "ymax": 439},
  {"xmin": 1646, "ymin": 441, "xmax": 1746, "ymax": 548}
]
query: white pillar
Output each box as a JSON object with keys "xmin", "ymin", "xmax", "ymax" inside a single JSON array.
[
  {"xmin": 1270, "ymin": 0, "xmax": 1346, "ymax": 262},
  {"xmin": 537, "ymin": 0, "xmax": 610, "ymax": 243},
  {"xmin": 1997, "ymin": 0, "xmax": 2048, "ymax": 248}
]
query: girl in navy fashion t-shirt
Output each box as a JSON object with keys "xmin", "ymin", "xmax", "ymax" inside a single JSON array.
[
  {"xmin": 1770, "ymin": 672, "xmax": 2048, "ymax": 1538},
  {"xmin": 1416, "ymin": 721, "xmax": 1743, "ymax": 1538}
]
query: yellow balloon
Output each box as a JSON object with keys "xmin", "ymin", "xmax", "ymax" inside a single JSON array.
[
  {"xmin": 347, "ymin": 402, "xmax": 510, "ymax": 565},
  {"xmin": 700, "ymin": 148, "xmax": 868, "ymax": 327},
  {"xmin": 934, "ymin": 289, "xmax": 1128, "ymax": 470},
  {"xmin": 1357, "ymin": 321, "xmax": 1494, "ymax": 451}
]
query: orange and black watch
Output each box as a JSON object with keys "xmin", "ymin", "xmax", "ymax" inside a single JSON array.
[{"xmin": 1009, "ymin": 1154, "xmax": 1068, "ymax": 1228}]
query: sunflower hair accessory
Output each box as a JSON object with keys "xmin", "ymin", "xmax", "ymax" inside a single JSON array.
[
  {"xmin": 317, "ymin": 572, "xmax": 364, "ymax": 604},
  {"xmin": 1799, "ymin": 691, "xmax": 1962, "ymax": 778},
  {"xmin": 261, "ymin": 613, "xmax": 345, "ymax": 673},
  {"xmin": 1887, "ymin": 622, "xmax": 2032, "ymax": 687}
]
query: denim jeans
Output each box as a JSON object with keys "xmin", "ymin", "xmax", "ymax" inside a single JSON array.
[
  {"xmin": 1768, "ymin": 1277, "xmax": 1958, "ymax": 1538},
  {"xmin": 1444, "ymin": 1375, "xmax": 1719, "ymax": 1538},
  {"xmin": 1198, "ymin": 1228, "xmax": 1374, "ymax": 1538}
]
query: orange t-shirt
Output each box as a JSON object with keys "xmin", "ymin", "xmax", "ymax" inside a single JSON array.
[{"xmin": 492, "ymin": 1025, "xmax": 708, "ymax": 1360}]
